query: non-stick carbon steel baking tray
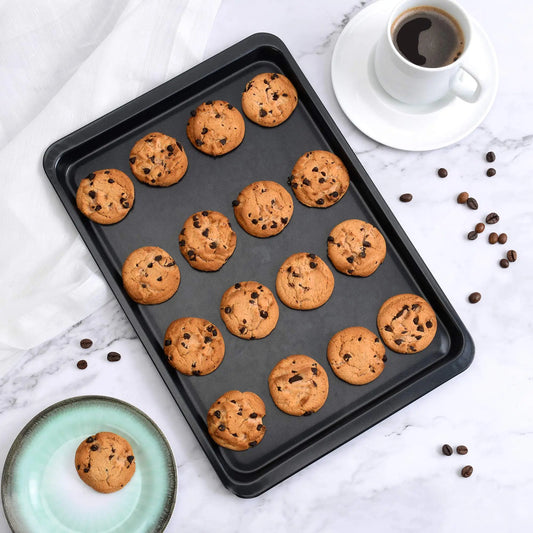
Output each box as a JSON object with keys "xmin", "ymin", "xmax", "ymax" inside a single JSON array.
[{"xmin": 43, "ymin": 33, "xmax": 474, "ymax": 498}]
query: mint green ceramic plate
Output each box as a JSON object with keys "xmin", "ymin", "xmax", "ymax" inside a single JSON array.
[{"xmin": 1, "ymin": 396, "xmax": 176, "ymax": 532}]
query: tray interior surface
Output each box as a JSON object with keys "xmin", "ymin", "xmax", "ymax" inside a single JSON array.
[{"xmin": 45, "ymin": 36, "xmax": 471, "ymax": 495}]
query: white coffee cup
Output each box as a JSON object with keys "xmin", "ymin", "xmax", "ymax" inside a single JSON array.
[{"xmin": 374, "ymin": 0, "xmax": 482, "ymax": 105}]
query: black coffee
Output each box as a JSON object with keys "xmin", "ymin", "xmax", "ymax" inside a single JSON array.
[{"xmin": 392, "ymin": 6, "xmax": 465, "ymax": 67}]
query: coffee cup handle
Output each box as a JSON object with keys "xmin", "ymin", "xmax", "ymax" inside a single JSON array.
[{"xmin": 450, "ymin": 66, "xmax": 482, "ymax": 103}]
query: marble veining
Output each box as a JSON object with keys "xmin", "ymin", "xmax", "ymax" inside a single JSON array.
[{"xmin": 2, "ymin": 1, "xmax": 533, "ymax": 532}]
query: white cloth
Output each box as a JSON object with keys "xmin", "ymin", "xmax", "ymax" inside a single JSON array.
[{"xmin": 0, "ymin": 0, "xmax": 221, "ymax": 376}]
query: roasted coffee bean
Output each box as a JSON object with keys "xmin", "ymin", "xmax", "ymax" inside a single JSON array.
[
  {"xmin": 399, "ymin": 193, "xmax": 413, "ymax": 202},
  {"xmin": 77, "ymin": 360, "xmax": 88, "ymax": 370},
  {"xmin": 488, "ymin": 232, "xmax": 498, "ymax": 244},
  {"xmin": 485, "ymin": 212, "xmax": 499, "ymax": 224},
  {"xmin": 461, "ymin": 465, "xmax": 473, "ymax": 478},
  {"xmin": 466, "ymin": 197, "xmax": 478, "ymax": 210},
  {"xmin": 500, "ymin": 258, "xmax": 510, "ymax": 268},
  {"xmin": 467, "ymin": 231, "xmax": 478, "ymax": 241},
  {"xmin": 457, "ymin": 192, "xmax": 469, "ymax": 204},
  {"xmin": 475, "ymin": 222, "xmax": 485, "ymax": 233},
  {"xmin": 507, "ymin": 250, "xmax": 517, "ymax": 262},
  {"xmin": 442, "ymin": 444, "xmax": 453, "ymax": 456},
  {"xmin": 437, "ymin": 168, "xmax": 448, "ymax": 178},
  {"xmin": 486, "ymin": 168, "xmax": 496, "ymax": 177},
  {"xmin": 486, "ymin": 151, "xmax": 496, "ymax": 163},
  {"xmin": 80, "ymin": 338, "xmax": 93, "ymax": 349},
  {"xmin": 456, "ymin": 445, "xmax": 468, "ymax": 455},
  {"xmin": 498, "ymin": 233, "xmax": 507, "ymax": 244},
  {"xmin": 107, "ymin": 352, "xmax": 121, "ymax": 362},
  {"xmin": 468, "ymin": 292, "xmax": 481, "ymax": 304}
]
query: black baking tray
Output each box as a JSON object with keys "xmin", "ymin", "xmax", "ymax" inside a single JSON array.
[{"xmin": 43, "ymin": 33, "xmax": 474, "ymax": 498}]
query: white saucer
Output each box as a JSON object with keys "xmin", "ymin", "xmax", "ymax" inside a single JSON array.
[{"xmin": 331, "ymin": 0, "xmax": 498, "ymax": 151}]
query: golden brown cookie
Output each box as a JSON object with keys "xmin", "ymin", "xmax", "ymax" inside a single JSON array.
[
  {"xmin": 327, "ymin": 219, "xmax": 386, "ymax": 277},
  {"xmin": 76, "ymin": 169, "xmax": 134, "ymax": 224},
  {"xmin": 129, "ymin": 131, "xmax": 188, "ymax": 187},
  {"xmin": 275, "ymin": 253, "xmax": 335, "ymax": 310},
  {"xmin": 164, "ymin": 317, "xmax": 225, "ymax": 375},
  {"xmin": 75, "ymin": 432, "xmax": 135, "ymax": 493},
  {"xmin": 232, "ymin": 180, "xmax": 293, "ymax": 238},
  {"xmin": 207, "ymin": 390, "xmax": 266, "ymax": 451},
  {"xmin": 289, "ymin": 150, "xmax": 350, "ymax": 208},
  {"xmin": 179, "ymin": 210, "xmax": 237, "ymax": 271},
  {"xmin": 186, "ymin": 100, "xmax": 245, "ymax": 156},
  {"xmin": 220, "ymin": 281, "xmax": 279, "ymax": 340},
  {"xmin": 327, "ymin": 327, "xmax": 386, "ymax": 385},
  {"xmin": 241, "ymin": 72, "xmax": 298, "ymax": 127},
  {"xmin": 268, "ymin": 355, "xmax": 329, "ymax": 416},
  {"xmin": 122, "ymin": 246, "xmax": 180, "ymax": 305},
  {"xmin": 377, "ymin": 293, "xmax": 437, "ymax": 354}
]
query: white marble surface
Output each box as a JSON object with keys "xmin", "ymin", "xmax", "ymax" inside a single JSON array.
[{"xmin": 2, "ymin": 0, "xmax": 533, "ymax": 531}]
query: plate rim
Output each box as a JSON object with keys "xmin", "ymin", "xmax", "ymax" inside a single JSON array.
[{"xmin": 1, "ymin": 395, "xmax": 177, "ymax": 533}]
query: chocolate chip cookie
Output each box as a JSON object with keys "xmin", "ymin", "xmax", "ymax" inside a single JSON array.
[
  {"xmin": 232, "ymin": 180, "xmax": 293, "ymax": 238},
  {"xmin": 75, "ymin": 432, "xmax": 135, "ymax": 493},
  {"xmin": 327, "ymin": 327, "xmax": 386, "ymax": 385},
  {"xmin": 179, "ymin": 210, "xmax": 237, "ymax": 271},
  {"xmin": 186, "ymin": 100, "xmax": 245, "ymax": 156},
  {"xmin": 268, "ymin": 355, "xmax": 329, "ymax": 416},
  {"xmin": 288, "ymin": 150, "xmax": 350, "ymax": 208},
  {"xmin": 76, "ymin": 169, "xmax": 134, "ymax": 224},
  {"xmin": 275, "ymin": 253, "xmax": 335, "ymax": 310},
  {"xmin": 122, "ymin": 246, "xmax": 180, "ymax": 304},
  {"xmin": 207, "ymin": 390, "xmax": 266, "ymax": 451},
  {"xmin": 327, "ymin": 219, "xmax": 386, "ymax": 277},
  {"xmin": 241, "ymin": 72, "xmax": 298, "ymax": 127},
  {"xmin": 377, "ymin": 293, "xmax": 437, "ymax": 354},
  {"xmin": 164, "ymin": 317, "xmax": 225, "ymax": 375},
  {"xmin": 220, "ymin": 281, "xmax": 279, "ymax": 340},
  {"xmin": 129, "ymin": 131, "xmax": 188, "ymax": 187}
]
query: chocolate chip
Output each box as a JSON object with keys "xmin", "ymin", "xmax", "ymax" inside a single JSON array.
[
  {"xmin": 327, "ymin": 236, "xmax": 334, "ymax": 243},
  {"xmin": 343, "ymin": 353, "xmax": 351, "ymax": 361},
  {"xmin": 90, "ymin": 444, "xmax": 99, "ymax": 451},
  {"xmin": 209, "ymin": 241, "xmax": 217, "ymax": 249},
  {"xmin": 129, "ymin": 157, "xmax": 136, "ymax": 164},
  {"xmin": 214, "ymin": 410, "xmax": 221, "ymax": 418},
  {"xmin": 457, "ymin": 192, "xmax": 469, "ymax": 204},
  {"xmin": 107, "ymin": 352, "xmax": 121, "ymax": 362},
  {"xmin": 86, "ymin": 436, "xmax": 94, "ymax": 443},
  {"xmin": 204, "ymin": 336, "xmax": 212, "ymax": 344},
  {"xmin": 249, "ymin": 412, "xmax": 258, "ymax": 419},
  {"xmin": 164, "ymin": 339, "xmax": 172, "ymax": 346},
  {"xmin": 179, "ymin": 240, "xmax": 185, "ymax": 247},
  {"xmin": 201, "ymin": 127, "xmax": 208, "ymax": 134},
  {"xmin": 143, "ymin": 168, "xmax": 150, "ymax": 174},
  {"xmin": 108, "ymin": 178, "xmax": 114, "ymax": 183},
  {"xmin": 190, "ymin": 109, "xmax": 196, "ymax": 116},
  {"xmin": 251, "ymin": 292, "xmax": 259, "ymax": 299},
  {"xmin": 251, "ymin": 219, "xmax": 258, "ymax": 224},
  {"xmin": 316, "ymin": 198, "xmax": 324, "ymax": 205},
  {"xmin": 183, "ymin": 333, "xmax": 191, "ymax": 339},
  {"xmin": 127, "ymin": 455, "xmax": 134, "ymax": 463},
  {"xmin": 312, "ymin": 167, "xmax": 318, "ymax": 172},
  {"xmin": 259, "ymin": 108, "xmax": 267, "ymax": 117},
  {"xmin": 426, "ymin": 321, "xmax": 433, "ymax": 328},
  {"xmin": 438, "ymin": 168, "xmax": 448, "ymax": 178},
  {"xmin": 468, "ymin": 292, "xmax": 481, "ymax": 304},
  {"xmin": 80, "ymin": 338, "xmax": 93, "ymax": 349},
  {"xmin": 224, "ymin": 306, "xmax": 232, "ymax": 314},
  {"xmin": 486, "ymin": 168, "xmax": 496, "ymax": 177},
  {"xmin": 77, "ymin": 360, "xmax": 87, "ymax": 370},
  {"xmin": 88, "ymin": 190, "xmax": 96, "ymax": 199},
  {"xmin": 232, "ymin": 199, "xmax": 240, "ymax": 207},
  {"xmin": 331, "ymin": 191, "xmax": 339, "ymax": 198},
  {"xmin": 193, "ymin": 221, "xmax": 201, "ymax": 228},
  {"xmin": 309, "ymin": 262, "xmax": 317, "ymax": 269},
  {"xmin": 227, "ymin": 104, "xmax": 233, "ymax": 109},
  {"xmin": 234, "ymin": 283, "xmax": 241, "ymax": 289},
  {"xmin": 384, "ymin": 325, "xmax": 393, "ymax": 332},
  {"xmin": 281, "ymin": 217, "xmax": 288, "ymax": 224},
  {"xmin": 195, "ymin": 139, "xmax": 204, "ymax": 146},
  {"xmin": 288, "ymin": 374, "xmax": 303, "ymax": 383},
  {"xmin": 260, "ymin": 310, "xmax": 268, "ymax": 318}
]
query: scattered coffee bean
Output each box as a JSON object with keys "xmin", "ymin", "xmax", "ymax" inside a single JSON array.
[
  {"xmin": 457, "ymin": 192, "xmax": 469, "ymax": 204},
  {"xmin": 442, "ymin": 444, "xmax": 453, "ymax": 456},
  {"xmin": 399, "ymin": 193, "xmax": 413, "ymax": 202},
  {"xmin": 107, "ymin": 352, "xmax": 121, "ymax": 362},
  {"xmin": 498, "ymin": 233, "xmax": 507, "ymax": 244},
  {"xmin": 507, "ymin": 250, "xmax": 517, "ymax": 262},
  {"xmin": 461, "ymin": 465, "xmax": 473, "ymax": 478},
  {"xmin": 467, "ymin": 230, "xmax": 478, "ymax": 241},
  {"xmin": 486, "ymin": 168, "xmax": 496, "ymax": 177},
  {"xmin": 486, "ymin": 151, "xmax": 496, "ymax": 163},
  {"xmin": 488, "ymin": 232, "xmax": 498, "ymax": 244},
  {"xmin": 475, "ymin": 222, "xmax": 485, "ymax": 233},
  {"xmin": 500, "ymin": 258, "xmax": 510, "ymax": 268},
  {"xmin": 77, "ymin": 360, "xmax": 88, "ymax": 370},
  {"xmin": 485, "ymin": 212, "xmax": 499, "ymax": 224},
  {"xmin": 456, "ymin": 445, "xmax": 468, "ymax": 455},
  {"xmin": 468, "ymin": 292, "xmax": 481, "ymax": 304},
  {"xmin": 466, "ymin": 197, "xmax": 478, "ymax": 210},
  {"xmin": 80, "ymin": 338, "xmax": 93, "ymax": 349},
  {"xmin": 438, "ymin": 168, "xmax": 448, "ymax": 178}
]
